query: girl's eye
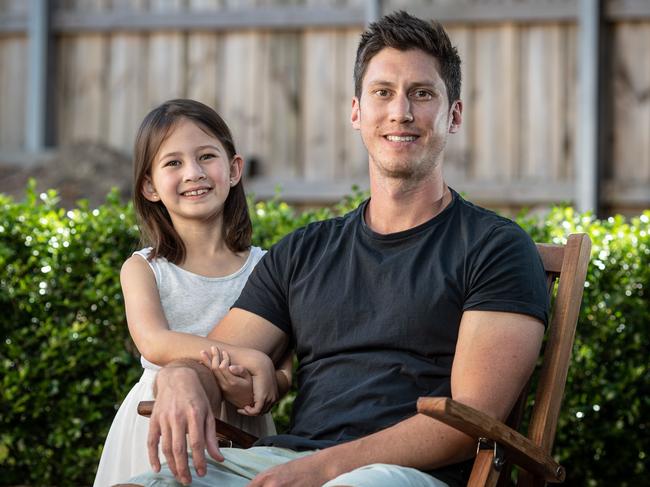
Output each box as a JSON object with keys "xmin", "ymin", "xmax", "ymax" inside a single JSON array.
[
  {"xmin": 199, "ymin": 153, "xmax": 216, "ymax": 161},
  {"xmin": 164, "ymin": 160, "xmax": 181, "ymax": 167}
]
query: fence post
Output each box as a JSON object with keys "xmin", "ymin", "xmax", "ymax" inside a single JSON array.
[
  {"xmin": 365, "ymin": 0, "xmax": 382, "ymax": 25},
  {"xmin": 25, "ymin": 0, "xmax": 51, "ymax": 153},
  {"xmin": 576, "ymin": 0, "xmax": 601, "ymax": 214}
]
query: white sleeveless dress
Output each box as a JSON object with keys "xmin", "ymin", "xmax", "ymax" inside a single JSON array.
[{"xmin": 93, "ymin": 246, "xmax": 275, "ymax": 487}]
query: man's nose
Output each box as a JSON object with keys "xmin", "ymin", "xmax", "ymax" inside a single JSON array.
[{"xmin": 389, "ymin": 95, "xmax": 414, "ymax": 123}]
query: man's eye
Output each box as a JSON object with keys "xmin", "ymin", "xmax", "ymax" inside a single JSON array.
[
  {"xmin": 413, "ymin": 90, "xmax": 433, "ymax": 100},
  {"xmin": 375, "ymin": 89, "xmax": 390, "ymax": 97}
]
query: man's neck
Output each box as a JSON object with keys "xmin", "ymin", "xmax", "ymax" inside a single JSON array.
[{"xmin": 365, "ymin": 169, "xmax": 449, "ymax": 235}]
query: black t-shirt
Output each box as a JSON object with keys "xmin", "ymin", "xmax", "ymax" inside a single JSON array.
[{"xmin": 234, "ymin": 189, "xmax": 548, "ymax": 486}]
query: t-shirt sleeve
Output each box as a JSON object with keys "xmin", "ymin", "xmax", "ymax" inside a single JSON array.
[
  {"xmin": 464, "ymin": 222, "xmax": 549, "ymax": 326},
  {"xmin": 232, "ymin": 235, "xmax": 295, "ymax": 336}
]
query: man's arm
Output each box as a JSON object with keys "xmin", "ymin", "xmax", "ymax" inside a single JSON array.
[
  {"xmin": 249, "ymin": 310, "xmax": 544, "ymax": 486},
  {"xmin": 148, "ymin": 310, "xmax": 287, "ymax": 485}
]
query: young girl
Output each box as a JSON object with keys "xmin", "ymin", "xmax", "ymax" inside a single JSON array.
[{"xmin": 94, "ymin": 99, "xmax": 290, "ymax": 486}]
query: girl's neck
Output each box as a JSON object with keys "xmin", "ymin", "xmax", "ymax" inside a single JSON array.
[{"xmin": 171, "ymin": 217, "xmax": 249, "ymax": 278}]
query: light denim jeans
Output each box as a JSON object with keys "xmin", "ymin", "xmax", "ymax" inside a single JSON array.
[{"xmin": 127, "ymin": 446, "xmax": 449, "ymax": 487}]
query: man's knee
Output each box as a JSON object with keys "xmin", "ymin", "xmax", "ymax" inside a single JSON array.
[{"xmin": 323, "ymin": 463, "xmax": 448, "ymax": 487}]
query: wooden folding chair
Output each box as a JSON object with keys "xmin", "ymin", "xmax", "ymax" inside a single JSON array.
[
  {"xmin": 418, "ymin": 233, "xmax": 591, "ymax": 486},
  {"xmin": 139, "ymin": 233, "xmax": 591, "ymax": 486}
]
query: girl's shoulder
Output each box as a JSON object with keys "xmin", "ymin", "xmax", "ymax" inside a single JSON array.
[
  {"xmin": 249, "ymin": 245, "xmax": 267, "ymax": 266},
  {"xmin": 121, "ymin": 247, "xmax": 158, "ymax": 279},
  {"xmin": 132, "ymin": 246, "xmax": 153, "ymax": 260}
]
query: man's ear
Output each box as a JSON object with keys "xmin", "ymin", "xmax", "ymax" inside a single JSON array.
[
  {"xmin": 448, "ymin": 100, "xmax": 463, "ymax": 134},
  {"xmin": 141, "ymin": 176, "xmax": 159, "ymax": 202},
  {"xmin": 351, "ymin": 97, "xmax": 361, "ymax": 130},
  {"xmin": 229, "ymin": 155, "xmax": 244, "ymax": 186}
]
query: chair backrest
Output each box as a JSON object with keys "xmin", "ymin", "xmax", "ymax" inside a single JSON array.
[{"xmin": 502, "ymin": 233, "xmax": 591, "ymax": 486}]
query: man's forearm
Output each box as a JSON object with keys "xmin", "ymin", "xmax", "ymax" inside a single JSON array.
[{"xmin": 313, "ymin": 413, "xmax": 475, "ymax": 479}]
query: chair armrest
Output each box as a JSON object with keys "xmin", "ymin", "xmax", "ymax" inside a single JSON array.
[
  {"xmin": 417, "ymin": 397, "xmax": 565, "ymax": 483},
  {"xmin": 137, "ymin": 400, "xmax": 258, "ymax": 449}
]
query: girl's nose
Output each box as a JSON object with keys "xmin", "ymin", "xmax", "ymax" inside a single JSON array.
[{"xmin": 184, "ymin": 160, "xmax": 207, "ymax": 181}]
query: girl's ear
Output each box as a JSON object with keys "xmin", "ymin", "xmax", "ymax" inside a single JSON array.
[
  {"xmin": 229, "ymin": 155, "xmax": 244, "ymax": 187},
  {"xmin": 141, "ymin": 176, "xmax": 160, "ymax": 202}
]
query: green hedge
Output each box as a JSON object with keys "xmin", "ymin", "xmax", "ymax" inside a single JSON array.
[{"xmin": 0, "ymin": 182, "xmax": 648, "ymax": 486}]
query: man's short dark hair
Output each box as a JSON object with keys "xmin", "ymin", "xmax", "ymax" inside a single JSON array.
[{"xmin": 354, "ymin": 10, "xmax": 462, "ymax": 105}]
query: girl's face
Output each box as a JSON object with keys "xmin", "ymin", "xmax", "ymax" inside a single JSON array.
[{"xmin": 142, "ymin": 118, "xmax": 243, "ymax": 225}]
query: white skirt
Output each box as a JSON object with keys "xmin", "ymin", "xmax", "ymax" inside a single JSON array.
[{"xmin": 93, "ymin": 368, "xmax": 276, "ymax": 487}]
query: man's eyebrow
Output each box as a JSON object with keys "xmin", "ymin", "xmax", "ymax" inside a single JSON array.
[
  {"xmin": 366, "ymin": 79, "xmax": 395, "ymax": 86},
  {"xmin": 366, "ymin": 79, "xmax": 439, "ymax": 88}
]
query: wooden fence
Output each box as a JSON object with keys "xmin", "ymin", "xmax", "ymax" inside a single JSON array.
[{"xmin": 0, "ymin": 0, "xmax": 649, "ymax": 214}]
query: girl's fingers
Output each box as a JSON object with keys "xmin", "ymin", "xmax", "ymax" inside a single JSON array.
[
  {"xmin": 220, "ymin": 350, "xmax": 231, "ymax": 369},
  {"xmin": 228, "ymin": 364, "xmax": 247, "ymax": 377},
  {"xmin": 210, "ymin": 346, "xmax": 220, "ymax": 371},
  {"xmin": 211, "ymin": 346, "xmax": 222, "ymax": 363},
  {"xmin": 199, "ymin": 350, "xmax": 212, "ymax": 368}
]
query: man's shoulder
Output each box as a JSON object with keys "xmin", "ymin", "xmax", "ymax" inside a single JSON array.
[
  {"xmin": 448, "ymin": 191, "xmax": 535, "ymax": 257},
  {"xmin": 453, "ymin": 192, "xmax": 509, "ymax": 226},
  {"xmin": 272, "ymin": 202, "xmax": 363, "ymax": 250}
]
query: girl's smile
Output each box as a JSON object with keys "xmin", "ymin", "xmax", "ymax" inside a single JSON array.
[{"xmin": 142, "ymin": 118, "xmax": 242, "ymax": 224}]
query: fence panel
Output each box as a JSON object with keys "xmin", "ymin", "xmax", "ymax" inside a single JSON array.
[
  {"xmin": 0, "ymin": 0, "xmax": 27, "ymax": 151},
  {"xmin": 0, "ymin": 0, "xmax": 649, "ymax": 211},
  {"xmin": 612, "ymin": 21, "xmax": 650, "ymax": 183}
]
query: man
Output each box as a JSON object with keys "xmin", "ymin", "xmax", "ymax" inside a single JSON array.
[{"xmin": 126, "ymin": 11, "xmax": 548, "ymax": 487}]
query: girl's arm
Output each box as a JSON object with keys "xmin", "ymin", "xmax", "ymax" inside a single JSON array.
[
  {"xmin": 275, "ymin": 350, "xmax": 293, "ymax": 398},
  {"xmin": 120, "ymin": 255, "xmax": 280, "ymax": 393}
]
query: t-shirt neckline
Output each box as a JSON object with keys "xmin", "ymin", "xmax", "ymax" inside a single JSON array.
[{"xmin": 358, "ymin": 188, "xmax": 458, "ymax": 241}]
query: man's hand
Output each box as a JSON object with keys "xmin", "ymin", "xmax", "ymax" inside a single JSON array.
[
  {"xmin": 148, "ymin": 364, "xmax": 223, "ymax": 485},
  {"xmin": 248, "ymin": 452, "xmax": 334, "ymax": 487}
]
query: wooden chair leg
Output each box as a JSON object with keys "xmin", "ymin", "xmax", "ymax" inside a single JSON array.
[{"xmin": 467, "ymin": 442, "xmax": 504, "ymax": 487}]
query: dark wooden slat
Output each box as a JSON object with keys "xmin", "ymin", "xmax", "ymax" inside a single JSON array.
[{"xmin": 417, "ymin": 397, "xmax": 565, "ymax": 483}]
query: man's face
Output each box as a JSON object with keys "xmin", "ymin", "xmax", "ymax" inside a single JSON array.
[{"xmin": 351, "ymin": 47, "xmax": 461, "ymax": 181}]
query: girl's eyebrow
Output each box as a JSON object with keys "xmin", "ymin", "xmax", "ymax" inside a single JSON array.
[
  {"xmin": 196, "ymin": 144, "xmax": 223, "ymax": 153},
  {"xmin": 158, "ymin": 145, "xmax": 222, "ymax": 161}
]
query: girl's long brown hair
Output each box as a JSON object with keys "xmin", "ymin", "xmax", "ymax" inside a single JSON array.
[{"xmin": 132, "ymin": 99, "xmax": 252, "ymax": 264}]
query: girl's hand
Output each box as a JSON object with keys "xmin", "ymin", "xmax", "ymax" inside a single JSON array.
[
  {"xmin": 200, "ymin": 346, "xmax": 254, "ymax": 410},
  {"xmin": 239, "ymin": 350, "xmax": 279, "ymax": 417}
]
